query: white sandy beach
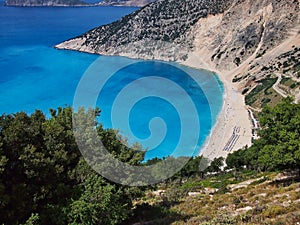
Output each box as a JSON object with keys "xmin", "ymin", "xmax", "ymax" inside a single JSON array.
[
  {"xmin": 55, "ymin": 0, "xmax": 300, "ymax": 162},
  {"xmin": 200, "ymin": 72, "xmax": 253, "ymax": 159},
  {"xmin": 182, "ymin": 54, "xmax": 253, "ymax": 160},
  {"xmin": 184, "ymin": 21, "xmax": 300, "ymax": 160}
]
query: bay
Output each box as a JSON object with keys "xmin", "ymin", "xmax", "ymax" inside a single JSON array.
[{"xmin": 0, "ymin": 2, "xmax": 223, "ymax": 159}]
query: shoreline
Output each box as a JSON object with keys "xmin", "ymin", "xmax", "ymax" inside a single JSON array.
[
  {"xmin": 55, "ymin": 45, "xmax": 253, "ymax": 160},
  {"xmin": 180, "ymin": 57, "xmax": 253, "ymax": 160},
  {"xmin": 53, "ymin": 0, "xmax": 300, "ymax": 161},
  {"xmin": 203, "ymin": 74, "xmax": 252, "ymax": 159}
]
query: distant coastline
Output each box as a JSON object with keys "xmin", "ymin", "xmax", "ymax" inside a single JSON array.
[
  {"xmin": 4, "ymin": 0, "xmax": 153, "ymax": 7},
  {"xmin": 4, "ymin": 0, "xmax": 90, "ymax": 7},
  {"xmin": 4, "ymin": 4, "xmax": 91, "ymax": 6}
]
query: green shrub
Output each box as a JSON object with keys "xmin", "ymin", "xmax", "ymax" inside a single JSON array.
[
  {"xmin": 198, "ymin": 212, "xmax": 238, "ymax": 225},
  {"xmin": 290, "ymin": 83, "xmax": 296, "ymax": 89},
  {"xmin": 242, "ymin": 88, "xmax": 249, "ymax": 95},
  {"xmin": 262, "ymin": 205, "xmax": 286, "ymax": 218},
  {"xmin": 250, "ymin": 176, "xmax": 268, "ymax": 185}
]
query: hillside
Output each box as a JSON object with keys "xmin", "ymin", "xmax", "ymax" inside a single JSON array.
[
  {"xmin": 56, "ymin": 0, "xmax": 300, "ymax": 104},
  {"xmin": 126, "ymin": 97, "xmax": 300, "ymax": 224},
  {"xmin": 56, "ymin": 0, "xmax": 232, "ymax": 61},
  {"xmin": 4, "ymin": 0, "xmax": 89, "ymax": 6},
  {"xmin": 97, "ymin": 0, "xmax": 155, "ymax": 7},
  {"xmin": 0, "ymin": 100, "xmax": 299, "ymax": 224},
  {"xmin": 127, "ymin": 171, "xmax": 300, "ymax": 224},
  {"xmin": 55, "ymin": 0, "xmax": 300, "ymax": 160}
]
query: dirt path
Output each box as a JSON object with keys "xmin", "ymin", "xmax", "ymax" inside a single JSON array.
[{"xmin": 273, "ymin": 73, "xmax": 288, "ymax": 98}]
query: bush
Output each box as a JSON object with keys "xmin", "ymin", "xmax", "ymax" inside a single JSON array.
[
  {"xmin": 217, "ymin": 183, "xmax": 229, "ymax": 194},
  {"xmin": 250, "ymin": 176, "xmax": 268, "ymax": 185},
  {"xmin": 162, "ymin": 187, "xmax": 187, "ymax": 206},
  {"xmin": 242, "ymin": 88, "xmax": 249, "ymax": 95},
  {"xmin": 262, "ymin": 205, "xmax": 286, "ymax": 218},
  {"xmin": 198, "ymin": 212, "xmax": 238, "ymax": 225}
]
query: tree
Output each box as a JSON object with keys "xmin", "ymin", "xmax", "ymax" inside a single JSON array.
[
  {"xmin": 255, "ymin": 98, "xmax": 300, "ymax": 171},
  {"xmin": 228, "ymin": 98, "xmax": 300, "ymax": 173},
  {"xmin": 68, "ymin": 173, "xmax": 130, "ymax": 225},
  {"xmin": 0, "ymin": 107, "xmax": 145, "ymax": 225},
  {"xmin": 179, "ymin": 156, "xmax": 208, "ymax": 177},
  {"xmin": 206, "ymin": 157, "xmax": 224, "ymax": 173},
  {"xmin": 226, "ymin": 149, "xmax": 245, "ymax": 170}
]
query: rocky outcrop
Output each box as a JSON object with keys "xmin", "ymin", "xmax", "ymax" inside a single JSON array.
[
  {"xmin": 56, "ymin": 0, "xmax": 300, "ymax": 103},
  {"xmin": 4, "ymin": 0, "xmax": 89, "ymax": 6},
  {"xmin": 189, "ymin": 0, "xmax": 299, "ymax": 72},
  {"xmin": 56, "ymin": 0, "xmax": 299, "ymax": 68},
  {"xmin": 56, "ymin": 0, "xmax": 232, "ymax": 61}
]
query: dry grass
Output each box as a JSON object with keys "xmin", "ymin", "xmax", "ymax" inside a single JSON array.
[{"xmin": 131, "ymin": 171, "xmax": 300, "ymax": 224}]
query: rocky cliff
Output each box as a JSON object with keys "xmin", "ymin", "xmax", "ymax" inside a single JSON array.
[
  {"xmin": 56, "ymin": 0, "xmax": 232, "ymax": 61},
  {"xmin": 56, "ymin": 0, "xmax": 300, "ymax": 104},
  {"xmin": 4, "ymin": 0, "xmax": 89, "ymax": 6}
]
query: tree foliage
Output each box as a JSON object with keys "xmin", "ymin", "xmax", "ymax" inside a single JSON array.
[
  {"xmin": 206, "ymin": 157, "xmax": 224, "ymax": 173},
  {"xmin": 226, "ymin": 98, "xmax": 300, "ymax": 172},
  {"xmin": 2, "ymin": 98, "xmax": 298, "ymax": 224},
  {"xmin": 0, "ymin": 107, "xmax": 144, "ymax": 225}
]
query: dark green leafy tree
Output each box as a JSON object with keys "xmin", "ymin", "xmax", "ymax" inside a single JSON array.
[
  {"xmin": 68, "ymin": 173, "xmax": 130, "ymax": 225},
  {"xmin": 205, "ymin": 157, "xmax": 224, "ymax": 173},
  {"xmin": 226, "ymin": 98, "xmax": 300, "ymax": 173},
  {"xmin": 0, "ymin": 107, "xmax": 145, "ymax": 225},
  {"xmin": 226, "ymin": 148, "xmax": 246, "ymax": 170},
  {"xmin": 256, "ymin": 97, "xmax": 300, "ymax": 171},
  {"xmin": 177, "ymin": 156, "xmax": 208, "ymax": 178}
]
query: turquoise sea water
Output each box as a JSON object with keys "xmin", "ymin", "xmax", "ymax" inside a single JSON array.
[
  {"xmin": 0, "ymin": 2, "xmax": 138, "ymax": 113},
  {"xmin": 0, "ymin": 2, "xmax": 223, "ymax": 159}
]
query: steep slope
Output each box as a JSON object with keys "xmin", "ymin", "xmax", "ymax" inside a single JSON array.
[
  {"xmin": 56, "ymin": 0, "xmax": 299, "ymax": 72},
  {"xmin": 180, "ymin": 0, "xmax": 300, "ymax": 103},
  {"xmin": 130, "ymin": 172, "xmax": 300, "ymax": 224},
  {"xmin": 56, "ymin": 0, "xmax": 300, "ymax": 158},
  {"xmin": 56, "ymin": 0, "xmax": 232, "ymax": 61},
  {"xmin": 97, "ymin": 0, "xmax": 155, "ymax": 7},
  {"xmin": 189, "ymin": 0, "xmax": 299, "ymax": 70}
]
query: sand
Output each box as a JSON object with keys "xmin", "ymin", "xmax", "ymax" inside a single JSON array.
[
  {"xmin": 193, "ymin": 22, "xmax": 300, "ymax": 160},
  {"xmin": 181, "ymin": 54, "xmax": 253, "ymax": 160},
  {"xmin": 200, "ymin": 71, "xmax": 253, "ymax": 159},
  {"xmin": 180, "ymin": 19, "xmax": 300, "ymax": 160}
]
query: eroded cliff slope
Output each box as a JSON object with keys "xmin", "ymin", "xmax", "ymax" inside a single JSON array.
[{"xmin": 56, "ymin": 0, "xmax": 300, "ymax": 104}]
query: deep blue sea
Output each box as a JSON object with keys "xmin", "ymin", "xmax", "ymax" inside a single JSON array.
[{"xmin": 0, "ymin": 1, "xmax": 224, "ymax": 159}]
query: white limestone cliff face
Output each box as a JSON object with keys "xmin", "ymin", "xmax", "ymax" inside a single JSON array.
[
  {"xmin": 56, "ymin": 0, "xmax": 299, "ymax": 70},
  {"xmin": 55, "ymin": 0, "xmax": 300, "ymax": 157},
  {"xmin": 56, "ymin": 0, "xmax": 300, "ymax": 98}
]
